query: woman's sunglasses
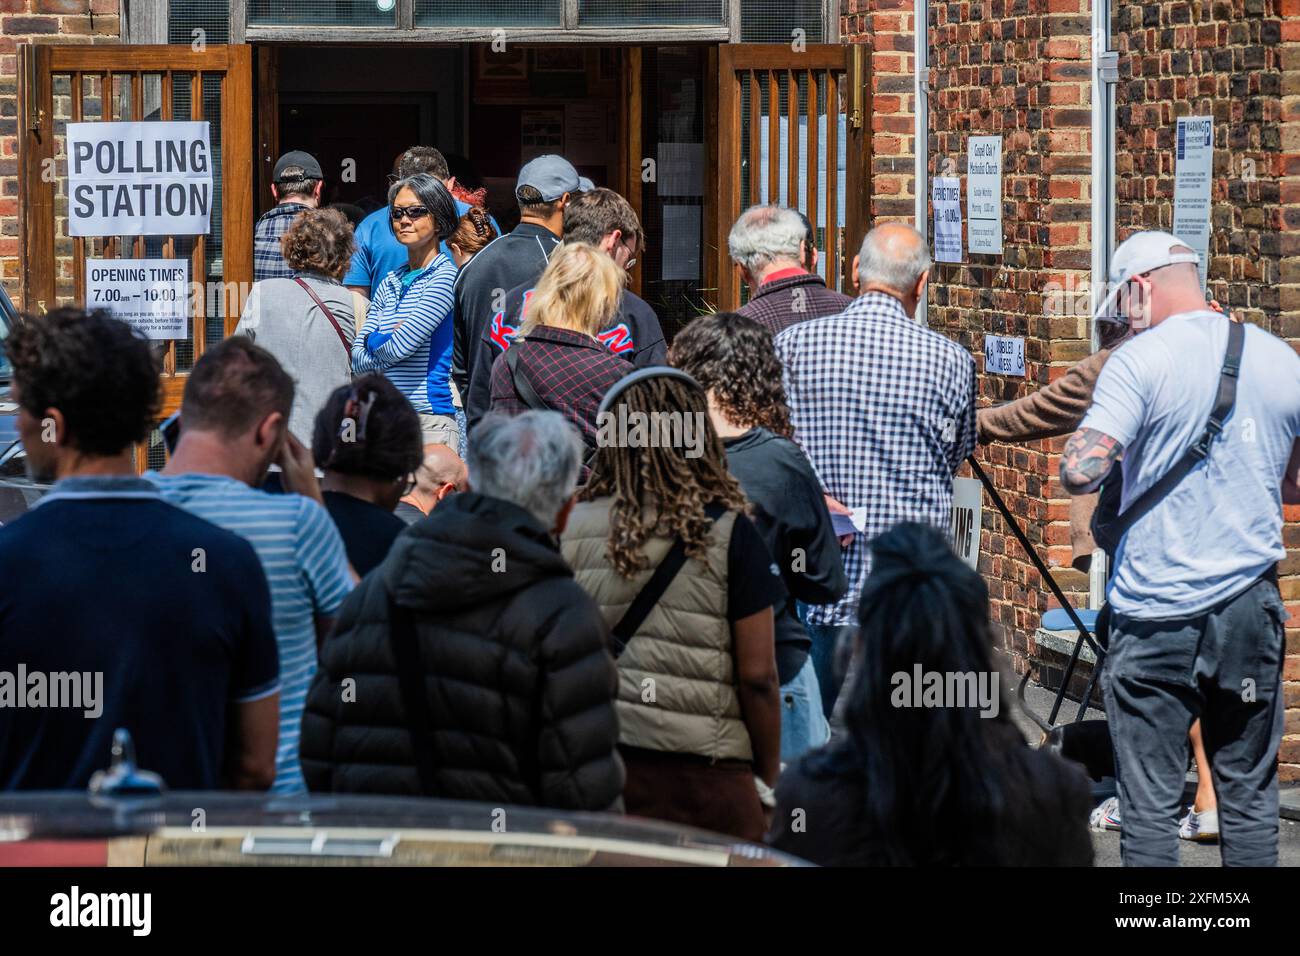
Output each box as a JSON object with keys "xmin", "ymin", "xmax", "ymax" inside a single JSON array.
[{"xmin": 391, "ymin": 205, "xmax": 431, "ymax": 222}]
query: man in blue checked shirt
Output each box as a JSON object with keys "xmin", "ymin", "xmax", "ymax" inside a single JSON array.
[{"xmin": 775, "ymin": 223, "xmax": 977, "ymax": 720}]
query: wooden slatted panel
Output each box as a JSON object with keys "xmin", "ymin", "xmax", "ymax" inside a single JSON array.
[
  {"xmin": 20, "ymin": 45, "xmax": 255, "ymax": 469},
  {"xmin": 161, "ymin": 71, "xmax": 176, "ymax": 377},
  {"xmin": 71, "ymin": 76, "xmax": 84, "ymax": 306},
  {"xmin": 190, "ymin": 70, "xmax": 206, "ymax": 364},
  {"xmin": 806, "ymin": 68, "xmax": 819, "ymax": 284},
  {"xmin": 713, "ymin": 45, "xmax": 868, "ymax": 310},
  {"xmin": 786, "ymin": 70, "xmax": 798, "ymax": 216},
  {"xmin": 825, "ymin": 68, "xmax": 838, "ymax": 291}
]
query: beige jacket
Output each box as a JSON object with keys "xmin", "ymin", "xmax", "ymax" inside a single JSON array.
[
  {"xmin": 560, "ymin": 497, "xmax": 753, "ymax": 762},
  {"xmin": 977, "ymin": 349, "xmax": 1111, "ymax": 571}
]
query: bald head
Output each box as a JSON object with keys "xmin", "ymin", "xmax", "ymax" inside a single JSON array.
[{"xmin": 418, "ymin": 443, "xmax": 467, "ymax": 494}]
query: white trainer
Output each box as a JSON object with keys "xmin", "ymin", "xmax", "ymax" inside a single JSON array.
[{"xmin": 1178, "ymin": 806, "xmax": 1220, "ymax": 842}]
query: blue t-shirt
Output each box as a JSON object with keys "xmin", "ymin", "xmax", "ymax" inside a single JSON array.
[
  {"xmin": 145, "ymin": 472, "xmax": 353, "ymax": 792},
  {"xmin": 1081, "ymin": 311, "xmax": 1300, "ymax": 618},
  {"xmin": 0, "ymin": 477, "xmax": 280, "ymax": 791},
  {"xmin": 343, "ymin": 199, "xmax": 499, "ymax": 299}
]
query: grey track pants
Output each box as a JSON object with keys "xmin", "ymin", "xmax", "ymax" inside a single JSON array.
[{"xmin": 1102, "ymin": 573, "xmax": 1287, "ymax": 867}]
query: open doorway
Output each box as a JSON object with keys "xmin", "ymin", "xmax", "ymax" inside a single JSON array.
[{"xmin": 260, "ymin": 42, "xmax": 711, "ymax": 336}]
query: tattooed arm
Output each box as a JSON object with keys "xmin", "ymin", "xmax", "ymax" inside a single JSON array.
[{"xmin": 1060, "ymin": 427, "xmax": 1124, "ymax": 496}]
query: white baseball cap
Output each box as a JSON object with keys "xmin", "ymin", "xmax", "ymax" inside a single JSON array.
[{"xmin": 1094, "ymin": 230, "xmax": 1201, "ymax": 323}]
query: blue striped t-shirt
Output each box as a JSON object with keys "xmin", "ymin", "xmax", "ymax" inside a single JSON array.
[
  {"xmin": 145, "ymin": 472, "xmax": 354, "ymax": 793},
  {"xmin": 351, "ymin": 254, "xmax": 457, "ymax": 415}
]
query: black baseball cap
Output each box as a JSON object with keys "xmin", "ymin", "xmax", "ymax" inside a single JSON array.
[{"xmin": 273, "ymin": 150, "xmax": 323, "ymax": 183}]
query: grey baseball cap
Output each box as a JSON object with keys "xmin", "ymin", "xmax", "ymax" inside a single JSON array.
[
  {"xmin": 516, "ymin": 155, "xmax": 581, "ymax": 202},
  {"xmin": 578, "ymin": 176, "xmax": 596, "ymax": 192},
  {"xmin": 273, "ymin": 150, "xmax": 323, "ymax": 183}
]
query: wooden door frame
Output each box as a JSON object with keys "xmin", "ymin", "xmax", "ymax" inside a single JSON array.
[
  {"xmin": 19, "ymin": 43, "xmax": 255, "ymax": 416},
  {"xmin": 712, "ymin": 42, "xmax": 871, "ymax": 310}
]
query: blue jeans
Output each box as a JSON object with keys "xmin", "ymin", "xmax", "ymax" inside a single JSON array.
[
  {"xmin": 780, "ymin": 657, "xmax": 831, "ymax": 764},
  {"xmin": 799, "ymin": 602, "xmax": 855, "ymax": 720}
]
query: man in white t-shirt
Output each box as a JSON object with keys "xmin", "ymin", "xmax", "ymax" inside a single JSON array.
[{"xmin": 1061, "ymin": 230, "xmax": 1300, "ymax": 867}]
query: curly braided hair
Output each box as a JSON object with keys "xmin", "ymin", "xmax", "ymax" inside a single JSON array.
[
  {"xmin": 583, "ymin": 375, "xmax": 748, "ymax": 578},
  {"xmin": 667, "ymin": 311, "xmax": 793, "ymax": 438}
]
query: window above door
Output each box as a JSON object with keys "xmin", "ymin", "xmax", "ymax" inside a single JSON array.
[{"xmin": 167, "ymin": 0, "xmax": 836, "ymax": 43}]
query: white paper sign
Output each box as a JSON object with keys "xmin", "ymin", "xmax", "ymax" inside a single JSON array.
[
  {"xmin": 67, "ymin": 121, "xmax": 214, "ymax": 237},
  {"xmin": 1172, "ymin": 115, "xmax": 1213, "ymax": 288},
  {"xmin": 967, "ymin": 136, "xmax": 1003, "ymax": 255},
  {"xmin": 85, "ymin": 258, "xmax": 190, "ymax": 340},
  {"xmin": 932, "ymin": 176, "xmax": 963, "ymax": 263},
  {"xmin": 984, "ymin": 334, "xmax": 1025, "ymax": 376},
  {"xmin": 950, "ymin": 477, "xmax": 982, "ymax": 571}
]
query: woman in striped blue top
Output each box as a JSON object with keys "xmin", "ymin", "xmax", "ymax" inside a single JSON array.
[{"xmin": 351, "ymin": 174, "xmax": 461, "ymax": 454}]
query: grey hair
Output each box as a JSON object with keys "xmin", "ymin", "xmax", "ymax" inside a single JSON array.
[
  {"xmin": 857, "ymin": 225, "xmax": 932, "ymax": 294},
  {"xmin": 727, "ymin": 205, "xmax": 808, "ymax": 275},
  {"xmin": 388, "ymin": 173, "xmax": 459, "ymax": 241},
  {"xmin": 466, "ymin": 411, "xmax": 584, "ymax": 528}
]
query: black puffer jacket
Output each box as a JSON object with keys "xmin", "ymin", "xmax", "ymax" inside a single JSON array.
[{"xmin": 300, "ymin": 491, "xmax": 624, "ymax": 810}]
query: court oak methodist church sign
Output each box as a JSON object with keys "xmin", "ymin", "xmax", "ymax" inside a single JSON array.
[{"xmin": 66, "ymin": 121, "xmax": 214, "ymax": 237}]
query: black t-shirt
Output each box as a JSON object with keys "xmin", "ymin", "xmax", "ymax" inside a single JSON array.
[
  {"xmin": 393, "ymin": 500, "xmax": 426, "ymax": 526},
  {"xmin": 724, "ymin": 428, "xmax": 848, "ymax": 684},
  {"xmin": 323, "ymin": 491, "xmax": 407, "ymax": 577},
  {"xmin": 726, "ymin": 510, "xmax": 785, "ymax": 622},
  {"xmin": 0, "ymin": 484, "xmax": 279, "ymax": 790}
]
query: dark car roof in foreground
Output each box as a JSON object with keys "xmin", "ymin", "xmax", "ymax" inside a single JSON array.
[{"xmin": 0, "ymin": 792, "xmax": 808, "ymax": 867}]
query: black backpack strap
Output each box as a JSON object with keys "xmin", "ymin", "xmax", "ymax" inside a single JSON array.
[
  {"xmin": 388, "ymin": 599, "xmax": 438, "ymax": 796},
  {"xmin": 1111, "ymin": 319, "xmax": 1245, "ymax": 540},
  {"xmin": 609, "ymin": 502, "xmax": 727, "ymax": 658},
  {"xmin": 505, "ymin": 342, "xmax": 549, "ymax": 412}
]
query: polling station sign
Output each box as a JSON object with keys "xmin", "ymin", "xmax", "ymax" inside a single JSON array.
[
  {"xmin": 85, "ymin": 259, "xmax": 190, "ymax": 340},
  {"xmin": 67, "ymin": 121, "xmax": 213, "ymax": 237}
]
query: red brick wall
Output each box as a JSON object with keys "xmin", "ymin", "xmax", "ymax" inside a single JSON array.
[
  {"xmin": 1, "ymin": 0, "xmax": 119, "ymax": 306},
  {"xmin": 845, "ymin": 0, "xmax": 1299, "ymax": 778}
]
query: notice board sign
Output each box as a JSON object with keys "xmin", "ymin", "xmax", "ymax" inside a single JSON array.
[
  {"xmin": 967, "ymin": 136, "xmax": 1003, "ymax": 255},
  {"xmin": 950, "ymin": 477, "xmax": 982, "ymax": 571},
  {"xmin": 1172, "ymin": 115, "xmax": 1213, "ymax": 288},
  {"xmin": 67, "ymin": 121, "xmax": 213, "ymax": 237},
  {"xmin": 932, "ymin": 176, "xmax": 963, "ymax": 263},
  {"xmin": 85, "ymin": 258, "xmax": 190, "ymax": 340}
]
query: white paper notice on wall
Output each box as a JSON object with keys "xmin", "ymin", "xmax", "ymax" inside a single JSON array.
[
  {"xmin": 85, "ymin": 258, "xmax": 190, "ymax": 340},
  {"xmin": 932, "ymin": 176, "xmax": 963, "ymax": 263},
  {"xmin": 1172, "ymin": 115, "xmax": 1214, "ymax": 289},
  {"xmin": 950, "ymin": 477, "xmax": 982, "ymax": 571},
  {"xmin": 984, "ymin": 334, "xmax": 1025, "ymax": 376},
  {"xmin": 67, "ymin": 121, "xmax": 214, "ymax": 237},
  {"xmin": 966, "ymin": 136, "xmax": 1003, "ymax": 255}
]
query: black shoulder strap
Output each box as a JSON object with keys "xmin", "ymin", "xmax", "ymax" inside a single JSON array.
[
  {"xmin": 609, "ymin": 502, "xmax": 727, "ymax": 658},
  {"xmin": 1111, "ymin": 319, "xmax": 1245, "ymax": 540},
  {"xmin": 388, "ymin": 600, "xmax": 438, "ymax": 796},
  {"xmin": 505, "ymin": 342, "xmax": 549, "ymax": 412}
]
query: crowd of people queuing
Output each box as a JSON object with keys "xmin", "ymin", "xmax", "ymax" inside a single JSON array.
[{"xmin": 0, "ymin": 140, "xmax": 1295, "ymax": 869}]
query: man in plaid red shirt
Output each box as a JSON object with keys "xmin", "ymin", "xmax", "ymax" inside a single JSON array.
[{"xmin": 732, "ymin": 205, "xmax": 853, "ymax": 337}]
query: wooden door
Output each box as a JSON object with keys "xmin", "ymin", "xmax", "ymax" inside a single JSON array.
[
  {"xmin": 19, "ymin": 43, "xmax": 254, "ymax": 470},
  {"xmin": 709, "ymin": 43, "xmax": 871, "ymax": 310}
]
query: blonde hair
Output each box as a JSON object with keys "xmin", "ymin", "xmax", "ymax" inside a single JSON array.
[{"xmin": 518, "ymin": 241, "xmax": 625, "ymax": 340}]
